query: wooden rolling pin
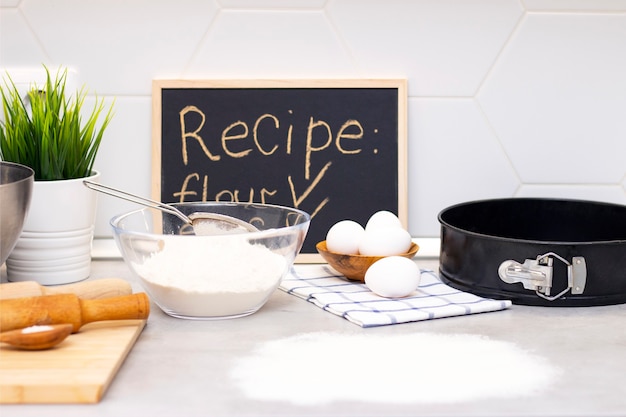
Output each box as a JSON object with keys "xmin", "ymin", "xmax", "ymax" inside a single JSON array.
[
  {"xmin": 0, "ymin": 293, "xmax": 150, "ymax": 333},
  {"xmin": 0, "ymin": 278, "xmax": 132, "ymax": 300}
]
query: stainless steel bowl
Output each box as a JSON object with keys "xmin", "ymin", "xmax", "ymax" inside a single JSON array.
[{"xmin": 0, "ymin": 161, "xmax": 34, "ymax": 265}]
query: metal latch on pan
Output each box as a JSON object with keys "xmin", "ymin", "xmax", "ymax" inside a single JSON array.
[{"xmin": 498, "ymin": 252, "xmax": 587, "ymax": 301}]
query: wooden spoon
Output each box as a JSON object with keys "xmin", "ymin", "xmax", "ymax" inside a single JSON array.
[{"xmin": 0, "ymin": 323, "xmax": 73, "ymax": 350}]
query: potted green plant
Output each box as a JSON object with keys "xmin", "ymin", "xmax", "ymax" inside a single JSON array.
[{"xmin": 0, "ymin": 65, "xmax": 114, "ymax": 284}]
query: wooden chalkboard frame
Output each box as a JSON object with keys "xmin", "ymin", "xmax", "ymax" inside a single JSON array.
[{"xmin": 152, "ymin": 79, "xmax": 408, "ymax": 263}]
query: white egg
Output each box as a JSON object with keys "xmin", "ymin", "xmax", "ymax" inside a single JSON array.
[
  {"xmin": 365, "ymin": 256, "xmax": 421, "ymax": 298},
  {"xmin": 357, "ymin": 227, "xmax": 412, "ymax": 256},
  {"xmin": 365, "ymin": 210, "xmax": 403, "ymax": 231},
  {"xmin": 325, "ymin": 220, "xmax": 365, "ymax": 254}
]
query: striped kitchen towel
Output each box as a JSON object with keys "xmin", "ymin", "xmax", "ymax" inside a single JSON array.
[{"xmin": 280, "ymin": 264, "xmax": 512, "ymax": 328}]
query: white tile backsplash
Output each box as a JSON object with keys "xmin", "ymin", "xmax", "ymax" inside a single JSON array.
[
  {"xmin": 91, "ymin": 96, "xmax": 154, "ymax": 229},
  {"xmin": 516, "ymin": 184, "xmax": 626, "ymax": 204},
  {"xmin": 1, "ymin": 0, "xmax": 625, "ymax": 239},
  {"xmin": 408, "ymin": 97, "xmax": 520, "ymax": 236},
  {"xmin": 522, "ymin": 0, "xmax": 626, "ymax": 11},
  {"xmin": 218, "ymin": 0, "xmax": 327, "ymax": 8},
  {"xmin": 477, "ymin": 13, "xmax": 626, "ymax": 184},
  {"xmin": 0, "ymin": 8, "xmax": 48, "ymax": 63},
  {"xmin": 186, "ymin": 9, "xmax": 355, "ymax": 78},
  {"xmin": 327, "ymin": 0, "xmax": 524, "ymax": 96},
  {"xmin": 19, "ymin": 0, "xmax": 219, "ymax": 95}
]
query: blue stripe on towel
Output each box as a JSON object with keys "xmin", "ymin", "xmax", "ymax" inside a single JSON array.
[{"xmin": 279, "ymin": 265, "xmax": 511, "ymax": 327}]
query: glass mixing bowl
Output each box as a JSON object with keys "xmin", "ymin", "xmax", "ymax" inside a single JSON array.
[{"xmin": 111, "ymin": 202, "xmax": 310, "ymax": 319}]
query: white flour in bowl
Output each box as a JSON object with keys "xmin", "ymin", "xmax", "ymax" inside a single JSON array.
[{"xmin": 132, "ymin": 236, "xmax": 288, "ymax": 318}]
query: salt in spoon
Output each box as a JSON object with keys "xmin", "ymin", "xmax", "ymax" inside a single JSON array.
[
  {"xmin": 83, "ymin": 180, "xmax": 258, "ymax": 235},
  {"xmin": 0, "ymin": 324, "xmax": 73, "ymax": 350}
]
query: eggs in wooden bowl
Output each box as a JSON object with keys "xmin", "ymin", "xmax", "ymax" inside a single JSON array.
[{"xmin": 316, "ymin": 240, "xmax": 419, "ymax": 281}]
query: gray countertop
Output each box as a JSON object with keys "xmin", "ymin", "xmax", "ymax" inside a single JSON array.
[{"xmin": 3, "ymin": 258, "xmax": 626, "ymax": 417}]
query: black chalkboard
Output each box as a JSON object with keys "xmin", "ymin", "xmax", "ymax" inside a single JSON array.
[{"xmin": 152, "ymin": 80, "xmax": 407, "ymax": 262}]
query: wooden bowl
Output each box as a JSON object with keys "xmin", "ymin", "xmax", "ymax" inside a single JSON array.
[{"xmin": 316, "ymin": 240, "xmax": 420, "ymax": 281}]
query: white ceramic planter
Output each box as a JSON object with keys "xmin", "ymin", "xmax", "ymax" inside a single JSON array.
[{"xmin": 6, "ymin": 171, "xmax": 100, "ymax": 285}]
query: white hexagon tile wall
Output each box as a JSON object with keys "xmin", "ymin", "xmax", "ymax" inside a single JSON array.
[{"xmin": 1, "ymin": 0, "xmax": 625, "ymax": 240}]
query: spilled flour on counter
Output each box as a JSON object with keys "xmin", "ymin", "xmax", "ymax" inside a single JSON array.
[{"xmin": 230, "ymin": 332, "xmax": 560, "ymax": 405}]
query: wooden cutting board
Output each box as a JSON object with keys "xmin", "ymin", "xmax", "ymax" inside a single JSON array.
[{"xmin": 0, "ymin": 319, "xmax": 146, "ymax": 404}]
